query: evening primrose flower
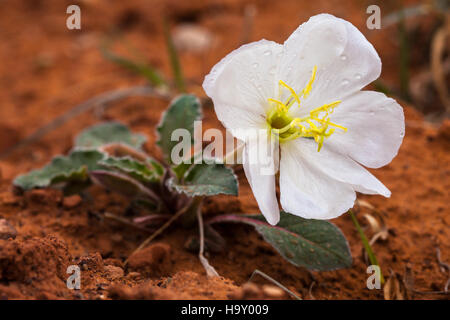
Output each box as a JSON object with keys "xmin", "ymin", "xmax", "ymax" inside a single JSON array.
[{"xmin": 202, "ymin": 14, "xmax": 405, "ymax": 225}]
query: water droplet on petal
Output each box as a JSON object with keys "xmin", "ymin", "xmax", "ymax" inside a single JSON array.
[
  {"xmin": 252, "ymin": 62, "xmax": 259, "ymax": 68},
  {"xmin": 400, "ymin": 131, "xmax": 405, "ymax": 138},
  {"xmin": 264, "ymin": 50, "xmax": 272, "ymax": 56},
  {"xmin": 341, "ymin": 79, "xmax": 350, "ymax": 86},
  {"xmin": 369, "ymin": 110, "xmax": 375, "ymax": 116},
  {"xmin": 269, "ymin": 66, "xmax": 276, "ymax": 75},
  {"xmin": 355, "ymin": 73, "xmax": 362, "ymax": 80},
  {"xmin": 340, "ymin": 54, "xmax": 347, "ymax": 61}
]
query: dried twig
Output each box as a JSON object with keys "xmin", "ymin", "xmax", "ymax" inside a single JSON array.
[
  {"xmin": 248, "ymin": 269, "xmax": 301, "ymax": 300},
  {"xmin": 124, "ymin": 200, "xmax": 191, "ymax": 266},
  {"xmin": 308, "ymin": 281, "xmax": 316, "ymax": 300},
  {"xmin": 436, "ymin": 247, "xmax": 450, "ymax": 292},
  {"xmin": 430, "ymin": 16, "xmax": 450, "ymax": 114},
  {"xmin": 196, "ymin": 198, "xmax": 219, "ymax": 278},
  {"xmin": 103, "ymin": 212, "xmax": 155, "ymax": 234},
  {"xmin": 384, "ymin": 269, "xmax": 408, "ymax": 300},
  {"xmin": 403, "ymin": 263, "xmax": 450, "ymax": 296}
]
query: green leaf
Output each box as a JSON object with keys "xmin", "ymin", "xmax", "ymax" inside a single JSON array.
[
  {"xmin": 163, "ymin": 17, "xmax": 186, "ymax": 93},
  {"xmin": 99, "ymin": 156, "xmax": 163, "ymax": 184},
  {"xmin": 172, "ymin": 161, "xmax": 193, "ymax": 181},
  {"xmin": 156, "ymin": 95, "xmax": 201, "ymax": 164},
  {"xmin": 75, "ymin": 122, "xmax": 146, "ymax": 150},
  {"xmin": 349, "ymin": 210, "xmax": 384, "ymax": 283},
  {"xmin": 14, "ymin": 150, "xmax": 106, "ymax": 190},
  {"xmin": 100, "ymin": 37, "xmax": 167, "ymax": 87},
  {"xmin": 171, "ymin": 152, "xmax": 200, "ymax": 181},
  {"xmin": 209, "ymin": 212, "xmax": 352, "ymax": 271},
  {"xmin": 168, "ymin": 163, "xmax": 238, "ymax": 197}
]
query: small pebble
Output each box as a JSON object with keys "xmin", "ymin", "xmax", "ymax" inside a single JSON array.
[
  {"xmin": 262, "ymin": 285, "xmax": 285, "ymax": 298},
  {"xmin": 104, "ymin": 265, "xmax": 124, "ymax": 280},
  {"xmin": 63, "ymin": 195, "xmax": 82, "ymax": 209},
  {"xmin": 0, "ymin": 219, "xmax": 17, "ymax": 240}
]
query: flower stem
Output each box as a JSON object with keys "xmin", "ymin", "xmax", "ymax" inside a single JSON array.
[{"xmin": 349, "ymin": 209, "xmax": 385, "ymax": 284}]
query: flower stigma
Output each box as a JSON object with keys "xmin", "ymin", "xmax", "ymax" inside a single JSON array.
[{"xmin": 266, "ymin": 66, "xmax": 348, "ymax": 151}]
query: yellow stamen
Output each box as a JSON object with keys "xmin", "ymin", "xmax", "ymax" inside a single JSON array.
[
  {"xmin": 279, "ymin": 80, "xmax": 300, "ymax": 107},
  {"xmin": 302, "ymin": 65, "xmax": 317, "ymax": 98},
  {"xmin": 265, "ymin": 66, "xmax": 348, "ymax": 151},
  {"xmin": 267, "ymin": 98, "xmax": 288, "ymax": 112}
]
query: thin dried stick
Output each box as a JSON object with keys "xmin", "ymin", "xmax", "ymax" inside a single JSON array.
[
  {"xmin": 103, "ymin": 212, "xmax": 155, "ymax": 233},
  {"xmin": 196, "ymin": 198, "xmax": 219, "ymax": 278},
  {"xmin": 248, "ymin": 269, "xmax": 301, "ymax": 300},
  {"xmin": 0, "ymin": 85, "xmax": 169, "ymax": 160},
  {"xmin": 430, "ymin": 17, "xmax": 450, "ymax": 113},
  {"xmin": 436, "ymin": 247, "xmax": 450, "ymax": 292},
  {"xmin": 124, "ymin": 201, "xmax": 191, "ymax": 266},
  {"xmin": 308, "ymin": 281, "xmax": 316, "ymax": 300}
]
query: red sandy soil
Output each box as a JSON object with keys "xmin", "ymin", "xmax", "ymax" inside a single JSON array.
[{"xmin": 0, "ymin": 0, "xmax": 448, "ymax": 299}]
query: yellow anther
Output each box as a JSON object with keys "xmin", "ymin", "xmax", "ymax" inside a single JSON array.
[
  {"xmin": 310, "ymin": 100, "xmax": 341, "ymax": 118},
  {"xmin": 314, "ymin": 119, "xmax": 348, "ymax": 132}
]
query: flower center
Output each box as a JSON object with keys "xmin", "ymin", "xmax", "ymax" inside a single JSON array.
[{"xmin": 266, "ymin": 66, "xmax": 347, "ymax": 151}]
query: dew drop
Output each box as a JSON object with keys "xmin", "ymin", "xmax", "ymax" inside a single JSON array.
[
  {"xmin": 340, "ymin": 54, "xmax": 347, "ymax": 61},
  {"xmin": 355, "ymin": 73, "xmax": 362, "ymax": 80},
  {"xmin": 341, "ymin": 79, "xmax": 350, "ymax": 86},
  {"xmin": 269, "ymin": 66, "xmax": 276, "ymax": 75},
  {"xmin": 400, "ymin": 131, "xmax": 405, "ymax": 138},
  {"xmin": 252, "ymin": 62, "xmax": 259, "ymax": 68},
  {"xmin": 369, "ymin": 110, "xmax": 375, "ymax": 116},
  {"xmin": 264, "ymin": 50, "xmax": 272, "ymax": 56}
]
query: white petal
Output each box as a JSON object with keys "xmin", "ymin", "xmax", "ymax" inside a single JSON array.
[
  {"xmin": 242, "ymin": 131, "xmax": 280, "ymax": 225},
  {"xmin": 277, "ymin": 14, "xmax": 381, "ymax": 115},
  {"xmin": 290, "ymin": 139, "xmax": 391, "ymax": 197},
  {"xmin": 202, "ymin": 40, "xmax": 283, "ymax": 137},
  {"xmin": 280, "ymin": 140, "xmax": 356, "ymax": 220},
  {"xmin": 328, "ymin": 91, "xmax": 405, "ymax": 168}
]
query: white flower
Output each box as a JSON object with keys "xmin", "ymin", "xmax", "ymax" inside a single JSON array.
[{"xmin": 202, "ymin": 14, "xmax": 405, "ymax": 225}]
